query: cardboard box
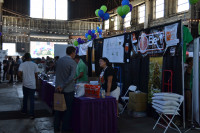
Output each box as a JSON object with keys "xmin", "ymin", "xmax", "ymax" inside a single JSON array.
[
  {"xmin": 128, "ymin": 102, "xmax": 147, "ymax": 112},
  {"xmin": 129, "ymin": 92, "xmax": 147, "ymax": 103},
  {"xmin": 128, "ymin": 92, "xmax": 147, "ymax": 112}
]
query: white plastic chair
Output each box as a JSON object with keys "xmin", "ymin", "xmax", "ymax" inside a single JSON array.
[
  {"xmin": 119, "ymin": 85, "xmax": 137, "ymax": 114},
  {"xmin": 153, "ymin": 95, "xmax": 184, "ymax": 133}
]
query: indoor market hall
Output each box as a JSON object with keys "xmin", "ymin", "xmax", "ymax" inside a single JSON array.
[{"xmin": 0, "ymin": 0, "xmax": 200, "ymax": 133}]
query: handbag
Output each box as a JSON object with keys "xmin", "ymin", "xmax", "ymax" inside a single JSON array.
[{"xmin": 54, "ymin": 93, "xmax": 67, "ymax": 111}]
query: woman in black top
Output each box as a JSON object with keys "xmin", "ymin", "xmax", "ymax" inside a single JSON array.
[{"xmin": 99, "ymin": 57, "xmax": 120, "ymax": 115}]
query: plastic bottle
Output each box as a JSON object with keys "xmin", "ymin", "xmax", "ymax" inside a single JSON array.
[
  {"xmin": 125, "ymin": 43, "xmax": 129, "ymax": 53},
  {"xmin": 100, "ymin": 88, "xmax": 105, "ymax": 98}
]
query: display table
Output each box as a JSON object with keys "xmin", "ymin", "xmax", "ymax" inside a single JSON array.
[
  {"xmin": 72, "ymin": 96, "xmax": 117, "ymax": 133},
  {"xmin": 38, "ymin": 79, "xmax": 55, "ymax": 108},
  {"xmin": 38, "ymin": 78, "xmax": 117, "ymax": 133}
]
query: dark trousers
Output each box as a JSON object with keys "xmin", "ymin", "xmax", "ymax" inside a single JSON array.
[
  {"xmin": 22, "ymin": 86, "xmax": 36, "ymax": 116},
  {"xmin": 3, "ymin": 70, "xmax": 7, "ymax": 81},
  {"xmin": 185, "ymin": 90, "xmax": 192, "ymax": 121},
  {"xmin": 54, "ymin": 91, "xmax": 74, "ymax": 132},
  {"xmin": 9, "ymin": 71, "xmax": 13, "ymax": 82}
]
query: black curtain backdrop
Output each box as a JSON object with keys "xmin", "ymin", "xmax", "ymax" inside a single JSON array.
[
  {"xmin": 94, "ymin": 39, "xmax": 104, "ymax": 76},
  {"xmin": 92, "ymin": 20, "xmax": 182, "ymax": 96}
]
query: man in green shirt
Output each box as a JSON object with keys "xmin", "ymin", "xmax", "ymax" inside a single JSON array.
[{"xmin": 74, "ymin": 55, "xmax": 88, "ymax": 83}]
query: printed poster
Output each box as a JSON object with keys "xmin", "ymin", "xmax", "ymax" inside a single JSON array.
[
  {"xmin": 103, "ymin": 35, "xmax": 124, "ymax": 63},
  {"xmin": 79, "ymin": 41, "xmax": 93, "ymax": 56},
  {"xmin": 148, "ymin": 57, "xmax": 163, "ymax": 103},
  {"xmin": 137, "ymin": 31, "xmax": 165, "ymax": 54},
  {"xmin": 165, "ymin": 23, "xmax": 179, "ymax": 47}
]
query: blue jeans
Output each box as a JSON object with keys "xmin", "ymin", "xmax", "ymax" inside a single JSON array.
[
  {"xmin": 22, "ymin": 86, "xmax": 36, "ymax": 116},
  {"xmin": 54, "ymin": 91, "xmax": 74, "ymax": 132}
]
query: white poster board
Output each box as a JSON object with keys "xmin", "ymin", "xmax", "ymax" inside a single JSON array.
[
  {"xmin": 164, "ymin": 23, "xmax": 179, "ymax": 48},
  {"xmin": 79, "ymin": 41, "xmax": 93, "ymax": 56},
  {"xmin": 0, "ymin": 50, "xmax": 7, "ymax": 63},
  {"xmin": 54, "ymin": 44, "xmax": 68, "ymax": 58},
  {"xmin": 103, "ymin": 35, "xmax": 124, "ymax": 63}
]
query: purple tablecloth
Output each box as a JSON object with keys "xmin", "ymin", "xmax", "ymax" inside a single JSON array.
[
  {"xmin": 72, "ymin": 96, "xmax": 117, "ymax": 133},
  {"xmin": 39, "ymin": 79, "xmax": 55, "ymax": 108},
  {"xmin": 39, "ymin": 79, "xmax": 117, "ymax": 133}
]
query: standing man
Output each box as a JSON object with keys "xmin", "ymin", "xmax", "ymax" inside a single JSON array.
[
  {"xmin": 54, "ymin": 46, "xmax": 77, "ymax": 133},
  {"xmin": 184, "ymin": 57, "xmax": 193, "ymax": 121},
  {"xmin": 2, "ymin": 58, "xmax": 8, "ymax": 81},
  {"xmin": 18, "ymin": 53, "xmax": 39, "ymax": 119},
  {"xmin": 8, "ymin": 57, "xmax": 14, "ymax": 83},
  {"xmin": 74, "ymin": 55, "xmax": 88, "ymax": 83}
]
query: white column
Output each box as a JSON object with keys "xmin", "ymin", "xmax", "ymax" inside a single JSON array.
[
  {"xmin": 144, "ymin": 0, "xmax": 150, "ymax": 29},
  {"xmin": 193, "ymin": 38, "xmax": 200, "ymax": 125}
]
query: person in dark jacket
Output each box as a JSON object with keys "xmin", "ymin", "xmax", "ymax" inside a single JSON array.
[
  {"xmin": 8, "ymin": 57, "xmax": 14, "ymax": 83},
  {"xmin": 3, "ymin": 59, "xmax": 9, "ymax": 81}
]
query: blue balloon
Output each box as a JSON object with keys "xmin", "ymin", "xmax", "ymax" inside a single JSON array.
[
  {"xmin": 97, "ymin": 27, "xmax": 100, "ymax": 31},
  {"xmin": 92, "ymin": 30, "xmax": 95, "ymax": 34},
  {"xmin": 94, "ymin": 34, "xmax": 97, "ymax": 39},
  {"xmin": 129, "ymin": 4, "xmax": 133, "ymax": 11},
  {"xmin": 88, "ymin": 30, "xmax": 92, "ymax": 35},
  {"xmin": 122, "ymin": 0, "xmax": 129, "ymax": 6},
  {"xmin": 91, "ymin": 33, "xmax": 94, "ymax": 38},
  {"xmin": 77, "ymin": 38, "xmax": 82, "ymax": 44},
  {"xmin": 98, "ymin": 10, "xmax": 105, "ymax": 18},
  {"xmin": 85, "ymin": 33, "xmax": 89, "ymax": 38},
  {"xmin": 99, "ymin": 29, "xmax": 102, "ymax": 33},
  {"xmin": 103, "ymin": 13, "xmax": 110, "ymax": 20},
  {"xmin": 75, "ymin": 47, "xmax": 79, "ymax": 55},
  {"xmin": 99, "ymin": 35, "xmax": 102, "ymax": 38},
  {"xmin": 121, "ymin": 15, "xmax": 126, "ymax": 19}
]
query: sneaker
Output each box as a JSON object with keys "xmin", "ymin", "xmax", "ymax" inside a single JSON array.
[
  {"xmin": 21, "ymin": 110, "xmax": 27, "ymax": 115},
  {"xmin": 29, "ymin": 115, "xmax": 35, "ymax": 120}
]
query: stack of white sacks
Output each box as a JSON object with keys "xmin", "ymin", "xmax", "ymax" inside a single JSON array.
[{"xmin": 152, "ymin": 93, "xmax": 183, "ymax": 115}]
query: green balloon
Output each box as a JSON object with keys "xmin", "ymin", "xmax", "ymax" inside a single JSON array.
[
  {"xmin": 87, "ymin": 35, "xmax": 92, "ymax": 40},
  {"xmin": 100, "ymin": 5, "xmax": 107, "ymax": 13},
  {"xmin": 95, "ymin": 9, "xmax": 100, "ymax": 17},
  {"xmin": 95, "ymin": 30, "xmax": 98, "ymax": 33},
  {"xmin": 122, "ymin": 5, "xmax": 130, "ymax": 15},
  {"xmin": 189, "ymin": 0, "xmax": 199, "ymax": 4},
  {"xmin": 117, "ymin": 6, "xmax": 124, "ymax": 16},
  {"xmin": 74, "ymin": 40, "xmax": 78, "ymax": 46}
]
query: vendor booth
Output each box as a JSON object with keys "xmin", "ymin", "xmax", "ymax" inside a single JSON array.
[{"xmin": 37, "ymin": 20, "xmax": 200, "ymax": 132}]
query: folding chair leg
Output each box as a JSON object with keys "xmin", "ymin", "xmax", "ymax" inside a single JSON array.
[
  {"xmin": 164, "ymin": 115, "xmax": 182, "ymax": 133},
  {"xmin": 153, "ymin": 114, "xmax": 162, "ymax": 130},
  {"xmin": 119, "ymin": 102, "xmax": 128, "ymax": 114},
  {"xmin": 163, "ymin": 115, "xmax": 182, "ymax": 133}
]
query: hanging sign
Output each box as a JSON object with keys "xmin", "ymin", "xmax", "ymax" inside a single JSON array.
[
  {"xmin": 137, "ymin": 31, "xmax": 165, "ymax": 54},
  {"xmin": 164, "ymin": 23, "xmax": 179, "ymax": 47},
  {"xmin": 103, "ymin": 35, "xmax": 124, "ymax": 63}
]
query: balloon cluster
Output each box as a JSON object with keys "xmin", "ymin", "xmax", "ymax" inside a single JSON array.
[
  {"xmin": 117, "ymin": 0, "xmax": 132, "ymax": 19},
  {"xmin": 95, "ymin": 5, "xmax": 110, "ymax": 21},
  {"xmin": 189, "ymin": 0, "xmax": 200, "ymax": 4},
  {"xmin": 73, "ymin": 38, "xmax": 85, "ymax": 47},
  {"xmin": 85, "ymin": 30, "xmax": 97, "ymax": 41},
  {"xmin": 95, "ymin": 27, "xmax": 103, "ymax": 38}
]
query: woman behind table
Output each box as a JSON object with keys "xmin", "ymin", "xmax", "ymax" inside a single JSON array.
[{"xmin": 99, "ymin": 57, "xmax": 120, "ymax": 115}]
